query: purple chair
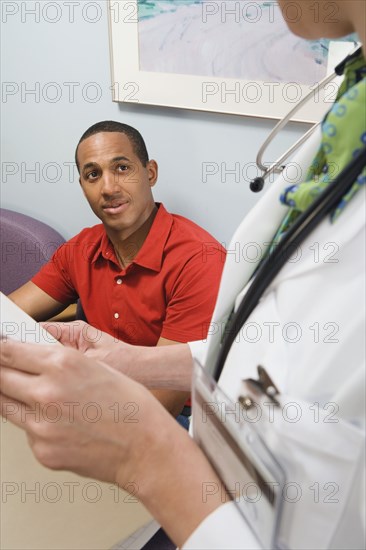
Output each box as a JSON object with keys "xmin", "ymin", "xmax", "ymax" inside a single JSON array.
[{"xmin": 0, "ymin": 208, "xmax": 65, "ymax": 295}]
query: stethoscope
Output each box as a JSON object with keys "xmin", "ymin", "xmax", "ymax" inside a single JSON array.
[
  {"xmin": 249, "ymin": 45, "xmax": 362, "ymax": 193},
  {"xmin": 213, "ymin": 46, "xmax": 366, "ymax": 382}
]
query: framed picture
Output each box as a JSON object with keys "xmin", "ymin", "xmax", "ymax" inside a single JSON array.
[{"xmin": 108, "ymin": 0, "xmax": 356, "ymax": 123}]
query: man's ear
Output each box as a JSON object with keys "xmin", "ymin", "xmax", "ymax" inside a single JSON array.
[{"xmin": 147, "ymin": 160, "xmax": 158, "ymax": 188}]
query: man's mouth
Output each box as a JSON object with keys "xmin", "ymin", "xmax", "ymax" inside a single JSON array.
[{"xmin": 102, "ymin": 201, "xmax": 129, "ymax": 215}]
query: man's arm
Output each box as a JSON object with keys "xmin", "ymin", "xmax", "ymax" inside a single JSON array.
[
  {"xmin": 8, "ymin": 282, "xmax": 67, "ymax": 321},
  {"xmin": 149, "ymin": 336, "xmax": 191, "ymax": 417}
]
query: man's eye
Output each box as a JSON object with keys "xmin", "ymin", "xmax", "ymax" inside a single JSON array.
[
  {"xmin": 86, "ymin": 170, "xmax": 98, "ymax": 180},
  {"xmin": 117, "ymin": 164, "xmax": 128, "ymax": 171}
]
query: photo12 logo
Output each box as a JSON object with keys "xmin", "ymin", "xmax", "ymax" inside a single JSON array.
[{"xmin": 1, "ymin": 2, "xmax": 103, "ymax": 24}]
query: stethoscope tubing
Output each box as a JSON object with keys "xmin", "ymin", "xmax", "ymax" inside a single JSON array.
[{"xmin": 251, "ymin": 45, "xmax": 362, "ymax": 191}]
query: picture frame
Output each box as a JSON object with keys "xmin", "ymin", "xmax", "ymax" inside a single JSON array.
[{"xmin": 108, "ymin": 0, "xmax": 355, "ymax": 123}]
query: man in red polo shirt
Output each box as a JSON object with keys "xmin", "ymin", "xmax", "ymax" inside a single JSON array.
[{"xmin": 8, "ymin": 120, "xmax": 226, "ymax": 419}]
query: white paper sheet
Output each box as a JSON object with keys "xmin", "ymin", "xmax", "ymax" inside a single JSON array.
[{"xmin": 0, "ymin": 291, "xmax": 59, "ymax": 345}]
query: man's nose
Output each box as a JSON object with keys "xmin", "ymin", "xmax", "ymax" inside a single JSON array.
[{"xmin": 101, "ymin": 172, "xmax": 121, "ymax": 195}]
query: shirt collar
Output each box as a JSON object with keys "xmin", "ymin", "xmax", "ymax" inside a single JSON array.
[
  {"xmin": 132, "ymin": 203, "xmax": 172, "ymax": 272},
  {"xmin": 91, "ymin": 230, "xmax": 117, "ymax": 265},
  {"xmin": 91, "ymin": 203, "xmax": 172, "ymax": 272}
]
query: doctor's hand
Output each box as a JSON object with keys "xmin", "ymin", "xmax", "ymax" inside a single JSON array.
[
  {"xmin": 0, "ymin": 337, "xmax": 146, "ymax": 482},
  {"xmin": 43, "ymin": 320, "xmax": 135, "ymax": 374},
  {"xmin": 43, "ymin": 321, "xmax": 193, "ymax": 392},
  {"xmin": 0, "ymin": 338, "xmax": 226, "ymax": 547}
]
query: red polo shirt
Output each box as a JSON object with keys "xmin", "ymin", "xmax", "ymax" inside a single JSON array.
[{"xmin": 32, "ymin": 204, "xmax": 226, "ymax": 345}]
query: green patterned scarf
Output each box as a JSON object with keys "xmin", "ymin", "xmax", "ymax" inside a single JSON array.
[{"xmin": 273, "ymin": 52, "xmax": 366, "ymax": 243}]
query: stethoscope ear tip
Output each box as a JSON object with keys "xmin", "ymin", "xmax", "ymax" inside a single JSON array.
[{"xmin": 250, "ymin": 176, "xmax": 265, "ymax": 193}]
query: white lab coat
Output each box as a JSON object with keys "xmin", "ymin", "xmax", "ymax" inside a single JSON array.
[{"xmin": 184, "ymin": 128, "xmax": 366, "ymax": 549}]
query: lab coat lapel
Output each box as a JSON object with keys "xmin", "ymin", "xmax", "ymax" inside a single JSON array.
[{"xmin": 204, "ymin": 127, "xmax": 321, "ymax": 370}]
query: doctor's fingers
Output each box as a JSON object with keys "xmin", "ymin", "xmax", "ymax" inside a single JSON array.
[
  {"xmin": 0, "ymin": 392, "xmax": 115, "ymax": 479},
  {"xmin": 0, "ymin": 338, "xmax": 55, "ymax": 375},
  {"xmin": 0, "ymin": 366, "xmax": 38, "ymax": 407},
  {"xmin": 44, "ymin": 320, "xmax": 117, "ymax": 351},
  {"xmin": 41, "ymin": 320, "xmax": 92, "ymax": 349},
  {"xmin": 0, "ymin": 393, "xmax": 37, "ymax": 431}
]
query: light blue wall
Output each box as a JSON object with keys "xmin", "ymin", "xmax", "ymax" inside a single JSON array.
[{"xmin": 1, "ymin": 1, "xmax": 310, "ymax": 244}]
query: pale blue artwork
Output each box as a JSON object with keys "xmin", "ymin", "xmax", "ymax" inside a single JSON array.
[{"xmin": 137, "ymin": 0, "xmax": 356, "ymax": 85}]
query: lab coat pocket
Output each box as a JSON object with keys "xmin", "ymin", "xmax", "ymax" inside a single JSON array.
[{"xmin": 247, "ymin": 377, "xmax": 365, "ymax": 550}]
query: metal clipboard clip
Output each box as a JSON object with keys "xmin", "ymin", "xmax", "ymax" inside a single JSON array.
[
  {"xmin": 239, "ymin": 365, "xmax": 281, "ymax": 410},
  {"xmin": 192, "ymin": 361, "xmax": 286, "ymax": 549}
]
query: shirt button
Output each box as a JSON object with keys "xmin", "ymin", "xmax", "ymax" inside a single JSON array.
[
  {"xmin": 114, "ymin": 313, "xmax": 119, "ymax": 319},
  {"xmin": 116, "ymin": 278, "xmax": 123, "ymax": 285}
]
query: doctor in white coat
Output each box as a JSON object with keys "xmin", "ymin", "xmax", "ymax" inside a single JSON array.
[{"xmin": 1, "ymin": 1, "xmax": 365, "ymax": 549}]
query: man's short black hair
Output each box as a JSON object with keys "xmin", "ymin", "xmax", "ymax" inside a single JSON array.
[{"xmin": 75, "ymin": 121, "xmax": 149, "ymax": 171}]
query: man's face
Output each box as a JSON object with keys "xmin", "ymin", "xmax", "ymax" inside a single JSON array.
[{"xmin": 77, "ymin": 132, "xmax": 158, "ymax": 239}]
